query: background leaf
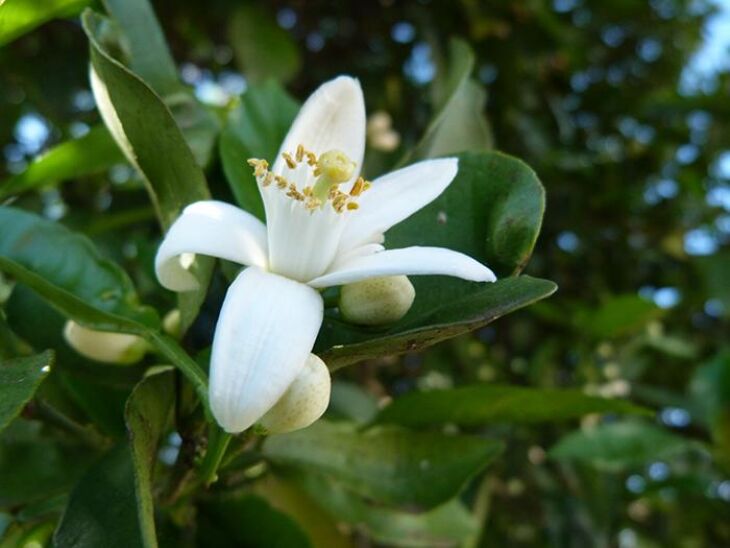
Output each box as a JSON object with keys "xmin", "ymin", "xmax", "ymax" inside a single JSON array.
[
  {"xmin": 0, "ymin": 351, "xmax": 53, "ymax": 432},
  {"xmin": 228, "ymin": 4, "xmax": 301, "ymax": 84},
  {"xmin": 0, "ymin": 0, "xmax": 90, "ymax": 47},
  {"xmin": 374, "ymin": 384, "xmax": 651, "ymax": 428},
  {"xmin": 219, "ymin": 81, "xmax": 299, "ymax": 220},
  {"xmin": 263, "ymin": 420, "xmax": 503, "ymax": 509}
]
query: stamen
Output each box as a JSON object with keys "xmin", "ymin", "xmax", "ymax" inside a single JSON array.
[
  {"xmin": 282, "ymin": 152, "xmax": 297, "ymax": 169},
  {"xmin": 296, "ymin": 144, "xmax": 305, "ymax": 162}
]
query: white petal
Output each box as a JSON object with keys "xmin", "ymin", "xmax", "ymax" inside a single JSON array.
[
  {"xmin": 339, "ymin": 158, "xmax": 458, "ymax": 251},
  {"xmin": 209, "ymin": 267, "xmax": 324, "ymax": 433},
  {"xmin": 308, "ymin": 246, "xmax": 496, "ymax": 288},
  {"xmin": 155, "ymin": 200, "xmax": 268, "ymax": 291},
  {"xmin": 271, "ymin": 76, "xmax": 366, "ymax": 189},
  {"xmin": 259, "ymin": 354, "xmax": 331, "ymax": 434}
]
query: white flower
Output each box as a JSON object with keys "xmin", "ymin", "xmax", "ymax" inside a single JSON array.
[{"xmin": 155, "ymin": 76, "xmax": 496, "ymax": 433}]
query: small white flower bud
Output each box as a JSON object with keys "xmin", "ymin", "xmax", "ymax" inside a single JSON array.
[
  {"xmin": 63, "ymin": 320, "xmax": 147, "ymax": 365},
  {"xmin": 259, "ymin": 354, "xmax": 331, "ymax": 434},
  {"xmin": 339, "ymin": 275, "xmax": 415, "ymax": 326},
  {"xmin": 162, "ymin": 309, "xmax": 182, "ymax": 338}
]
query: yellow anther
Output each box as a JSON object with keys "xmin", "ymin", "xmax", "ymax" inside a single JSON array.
[
  {"xmin": 263, "ymin": 172, "xmax": 274, "ymax": 187},
  {"xmin": 296, "ymin": 144, "xmax": 305, "ymax": 162},
  {"xmin": 306, "ymin": 151, "xmax": 317, "ymax": 166},
  {"xmin": 282, "ymin": 152, "xmax": 297, "ymax": 169},
  {"xmin": 318, "ymin": 150, "xmax": 356, "ymax": 184},
  {"xmin": 350, "ymin": 177, "xmax": 365, "ymax": 196},
  {"xmin": 275, "ymin": 175, "xmax": 288, "ymax": 189},
  {"xmin": 347, "ymin": 202, "xmax": 359, "ymax": 210}
]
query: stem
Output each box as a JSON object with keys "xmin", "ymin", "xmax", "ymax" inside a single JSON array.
[
  {"xmin": 33, "ymin": 400, "xmax": 106, "ymax": 448},
  {"xmin": 199, "ymin": 425, "xmax": 232, "ymax": 487}
]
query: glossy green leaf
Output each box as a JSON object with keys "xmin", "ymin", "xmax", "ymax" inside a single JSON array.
[
  {"xmin": 405, "ymin": 39, "xmax": 492, "ymax": 163},
  {"xmin": 548, "ymin": 421, "xmax": 700, "ymax": 472},
  {"xmin": 374, "ymin": 384, "xmax": 651, "ymax": 428},
  {"xmin": 316, "ymin": 150, "xmax": 551, "ymax": 368},
  {"xmin": 54, "ymin": 444, "xmax": 144, "ymax": 547},
  {"xmin": 0, "ymin": 125, "xmax": 124, "ymax": 200},
  {"xmin": 0, "ymin": 207, "xmax": 208, "ymax": 409},
  {"xmin": 198, "ymin": 495, "xmax": 312, "ymax": 547},
  {"xmin": 263, "ymin": 420, "xmax": 503, "ymax": 509},
  {"xmin": 318, "ymin": 276, "xmax": 556, "ymax": 370},
  {"xmin": 228, "ymin": 4, "xmax": 301, "ymax": 83},
  {"xmin": 0, "ymin": 206, "xmax": 157, "ymax": 328},
  {"xmin": 0, "ymin": 351, "xmax": 53, "ymax": 432},
  {"xmin": 124, "ymin": 370, "xmax": 174, "ymax": 548},
  {"xmin": 83, "ymin": 9, "xmax": 213, "ymax": 329},
  {"xmin": 219, "ymin": 81, "xmax": 299, "ymax": 219},
  {"xmin": 292, "ymin": 471, "xmax": 478, "ymax": 547},
  {"xmin": 0, "ymin": 0, "xmax": 90, "ymax": 47}
]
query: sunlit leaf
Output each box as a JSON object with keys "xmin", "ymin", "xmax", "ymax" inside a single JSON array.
[{"xmin": 0, "ymin": 0, "xmax": 90, "ymax": 47}]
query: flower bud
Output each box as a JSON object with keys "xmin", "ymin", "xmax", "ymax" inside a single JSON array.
[
  {"xmin": 259, "ymin": 354, "xmax": 331, "ymax": 434},
  {"xmin": 63, "ymin": 320, "xmax": 148, "ymax": 365},
  {"xmin": 162, "ymin": 309, "xmax": 182, "ymax": 338},
  {"xmin": 339, "ymin": 275, "xmax": 415, "ymax": 326}
]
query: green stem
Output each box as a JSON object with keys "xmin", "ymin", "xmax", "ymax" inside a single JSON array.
[{"xmin": 199, "ymin": 425, "xmax": 232, "ymax": 487}]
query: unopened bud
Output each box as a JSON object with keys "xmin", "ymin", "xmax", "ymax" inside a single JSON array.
[
  {"xmin": 259, "ymin": 354, "xmax": 331, "ymax": 434},
  {"xmin": 63, "ymin": 321, "xmax": 147, "ymax": 365},
  {"xmin": 162, "ymin": 309, "xmax": 182, "ymax": 338},
  {"xmin": 339, "ymin": 275, "xmax": 415, "ymax": 326}
]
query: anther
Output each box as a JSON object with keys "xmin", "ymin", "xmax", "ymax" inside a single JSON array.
[{"xmin": 282, "ymin": 152, "xmax": 297, "ymax": 169}]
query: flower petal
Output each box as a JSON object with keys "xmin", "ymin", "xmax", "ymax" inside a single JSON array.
[
  {"xmin": 155, "ymin": 200, "xmax": 268, "ymax": 291},
  {"xmin": 307, "ymin": 246, "xmax": 496, "ymax": 288},
  {"xmin": 209, "ymin": 267, "xmax": 324, "ymax": 433},
  {"xmin": 339, "ymin": 158, "xmax": 458, "ymax": 251},
  {"xmin": 272, "ymin": 76, "xmax": 366, "ymax": 186}
]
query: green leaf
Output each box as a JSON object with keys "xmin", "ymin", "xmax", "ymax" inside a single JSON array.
[
  {"xmin": 691, "ymin": 350, "xmax": 730, "ymax": 465},
  {"xmin": 263, "ymin": 420, "xmax": 503, "ymax": 509},
  {"xmin": 124, "ymin": 370, "xmax": 174, "ymax": 548},
  {"xmin": 548, "ymin": 421, "xmax": 700, "ymax": 472},
  {"xmin": 576, "ymin": 294, "xmax": 663, "ymax": 339},
  {"xmin": 0, "ymin": 125, "xmax": 124, "ymax": 200},
  {"xmin": 101, "ymin": 0, "xmax": 180, "ymax": 96},
  {"xmin": 53, "ymin": 444, "xmax": 144, "ymax": 548},
  {"xmin": 374, "ymin": 384, "xmax": 652, "ymax": 428},
  {"xmin": 0, "ymin": 420, "xmax": 92, "ymax": 507},
  {"xmin": 328, "ymin": 381, "xmax": 379, "ymax": 423},
  {"xmin": 318, "ymin": 276, "xmax": 556, "ymax": 371},
  {"xmin": 219, "ymin": 81, "xmax": 299, "ymax": 219},
  {"xmin": 0, "ymin": 352, "xmax": 52, "ymax": 433},
  {"xmin": 198, "ymin": 495, "xmax": 312, "ymax": 548},
  {"xmin": 0, "ymin": 207, "xmax": 208, "ymax": 409},
  {"xmin": 0, "ymin": 0, "xmax": 90, "ymax": 47},
  {"xmin": 404, "ymin": 39, "xmax": 492, "ymax": 164},
  {"xmin": 82, "ymin": 9, "xmax": 213, "ymax": 329},
  {"xmin": 228, "ymin": 4, "xmax": 301, "ymax": 84},
  {"xmin": 291, "ymin": 471, "xmax": 478, "ymax": 548},
  {"xmin": 0, "ymin": 206, "xmax": 157, "ymax": 328},
  {"xmin": 316, "ymin": 150, "xmax": 552, "ymax": 368}
]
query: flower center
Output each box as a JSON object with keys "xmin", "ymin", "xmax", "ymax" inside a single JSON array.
[{"xmin": 247, "ymin": 146, "xmax": 371, "ymax": 213}]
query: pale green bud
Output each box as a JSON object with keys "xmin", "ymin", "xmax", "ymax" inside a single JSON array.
[
  {"xmin": 259, "ymin": 354, "xmax": 331, "ymax": 434},
  {"xmin": 162, "ymin": 309, "xmax": 182, "ymax": 338},
  {"xmin": 339, "ymin": 275, "xmax": 415, "ymax": 326},
  {"xmin": 63, "ymin": 321, "xmax": 148, "ymax": 365}
]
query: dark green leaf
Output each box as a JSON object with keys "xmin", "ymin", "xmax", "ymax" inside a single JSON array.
[
  {"xmin": 374, "ymin": 384, "xmax": 651, "ymax": 428},
  {"xmin": 83, "ymin": 9, "xmax": 213, "ymax": 329},
  {"xmin": 0, "ymin": 125, "xmax": 124, "ymax": 200},
  {"xmin": 548, "ymin": 421, "xmax": 700, "ymax": 472},
  {"xmin": 0, "ymin": 420, "xmax": 92, "ymax": 507},
  {"xmin": 292, "ymin": 471, "xmax": 478, "ymax": 547},
  {"xmin": 228, "ymin": 4, "xmax": 301, "ymax": 84},
  {"xmin": 0, "ymin": 0, "xmax": 90, "ymax": 47},
  {"xmin": 577, "ymin": 294, "xmax": 663, "ymax": 339},
  {"xmin": 54, "ymin": 444, "xmax": 144, "ymax": 547},
  {"xmin": 318, "ymin": 276, "xmax": 556, "ymax": 371},
  {"xmin": 124, "ymin": 370, "xmax": 174, "ymax": 548},
  {"xmin": 219, "ymin": 81, "xmax": 299, "ymax": 219},
  {"xmin": 0, "ymin": 351, "xmax": 53, "ymax": 432},
  {"xmin": 198, "ymin": 495, "xmax": 312, "ymax": 548},
  {"xmin": 263, "ymin": 420, "xmax": 503, "ymax": 509}
]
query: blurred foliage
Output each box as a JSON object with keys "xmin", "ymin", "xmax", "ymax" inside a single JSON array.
[{"xmin": 1, "ymin": 0, "xmax": 729, "ymax": 547}]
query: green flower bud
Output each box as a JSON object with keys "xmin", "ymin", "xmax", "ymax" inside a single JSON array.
[
  {"xmin": 339, "ymin": 275, "xmax": 415, "ymax": 326},
  {"xmin": 63, "ymin": 321, "xmax": 148, "ymax": 365},
  {"xmin": 259, "ymin": 354, "xmax": 331, "ymax": 434}
]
